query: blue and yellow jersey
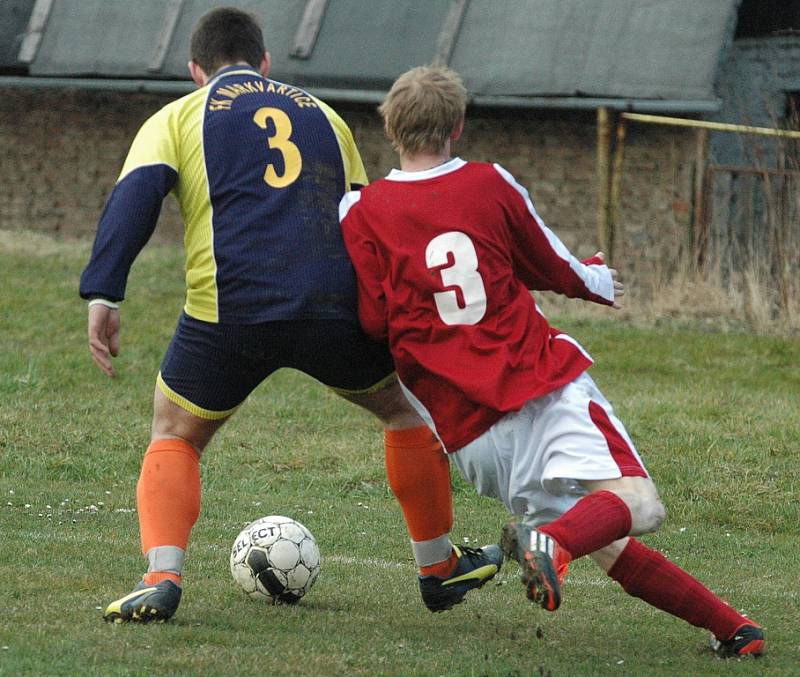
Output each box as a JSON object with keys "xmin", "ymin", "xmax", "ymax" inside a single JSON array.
[{"xmin": 79, "ymin": 66, "xmax": 367, "ymax": 324}]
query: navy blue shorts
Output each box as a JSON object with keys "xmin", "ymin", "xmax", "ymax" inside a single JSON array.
[{"xmin": 157, "ymin": 313, "xmax": 395, "ymax": 418}]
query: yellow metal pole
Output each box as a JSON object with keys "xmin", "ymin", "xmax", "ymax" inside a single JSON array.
[{"xmin": 621, "ymin": 112, "xmax": 800, "ymax": 138}]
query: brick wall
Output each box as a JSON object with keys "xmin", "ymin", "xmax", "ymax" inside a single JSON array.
[{"xmin": 0, "ymin": 87, "xmax": 694, "ymax": 269}]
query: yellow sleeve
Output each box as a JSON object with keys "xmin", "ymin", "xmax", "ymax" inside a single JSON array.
[
  {"xmin": 313, "ymin": 97, "xmax": 369, "ymax": 189},
  {"xmin": 118, "ymin": 103, "xmax": 180, "ymax": 183}
]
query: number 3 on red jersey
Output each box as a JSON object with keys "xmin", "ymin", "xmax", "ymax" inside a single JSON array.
[{"xmin": 425, "ymin": 231, "xmax": 487, "ymax": 325}]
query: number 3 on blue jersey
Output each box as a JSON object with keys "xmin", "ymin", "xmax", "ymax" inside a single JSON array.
[
  {"xmin": 426, "ymin": 231, "xmax": 487, "ymax": 325},
  {"xmin": 252, "ymin": 107, "xmax": 302, "ymax": 188}
]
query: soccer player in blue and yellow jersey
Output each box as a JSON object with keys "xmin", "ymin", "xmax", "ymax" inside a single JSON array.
[{"xmin": 80, "ymin": 8, "xmax": 501, "ymax": 623}]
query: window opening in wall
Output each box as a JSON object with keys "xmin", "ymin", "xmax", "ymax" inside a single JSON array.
[{"xmin": 735, "ymin": 0, "xmax": 800, "ymax": 37}]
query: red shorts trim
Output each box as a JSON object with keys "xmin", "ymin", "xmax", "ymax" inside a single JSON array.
[{"xmin": 589, "ymin": 401, "xmax": 648, "ymax": 478}]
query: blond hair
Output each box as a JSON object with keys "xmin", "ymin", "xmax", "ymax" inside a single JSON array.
[{"xmin": 378, "ymin": 65, "xmax": 467, "ymax": 156}]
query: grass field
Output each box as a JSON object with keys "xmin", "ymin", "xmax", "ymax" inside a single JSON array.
[{"xmin": 1, "ymin": 229, "xmax": 798, "ymax": 676}]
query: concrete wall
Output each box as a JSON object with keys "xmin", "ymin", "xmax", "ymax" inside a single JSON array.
[
  {"xmin": 0, "ymin": 87, "xmax": 694, "ymax": 271},
  {"xmin": 712, "ymin": 35, "xmax": 800, "ymax": 167}
]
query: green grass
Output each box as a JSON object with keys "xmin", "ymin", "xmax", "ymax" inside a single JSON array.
[{"xmin": 1, "ymin": 229, "xmax": 798, "ymax": 676}]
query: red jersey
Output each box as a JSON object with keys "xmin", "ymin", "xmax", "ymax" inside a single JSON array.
[{"xmin": 339, "ymin": 159, "xmax": 615, "ymax": 451}]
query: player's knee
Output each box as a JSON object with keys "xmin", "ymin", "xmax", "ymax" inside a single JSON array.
[
  {"xmin": 629, "ymin": 494, "xmax": 666, "ymax": 535},
  {"xmin": 341, "ymin": 381, "xmax": 424, "ymax": 429}
]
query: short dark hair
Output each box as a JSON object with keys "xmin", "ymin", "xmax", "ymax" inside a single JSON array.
[{"xmin": 190, "ymin": 7, "xmax": 265, "ymax": 74}]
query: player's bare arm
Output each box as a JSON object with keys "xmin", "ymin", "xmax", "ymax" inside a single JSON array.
[
  {"xmin": 87, "ymin": 302, "xmax": 120, "ymax": 377},
  {"xmin": 592, "ymin": 251, "xmax": 625, "ymax": 309}
]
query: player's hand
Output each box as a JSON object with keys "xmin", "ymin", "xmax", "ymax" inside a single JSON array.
[
  {"xmin": 88, "ymin": 303, "xmax": 121, "ymax": 377},
  {"xmin": 592, "ymin": 251, "xmax": 625, "ymax": 309}
]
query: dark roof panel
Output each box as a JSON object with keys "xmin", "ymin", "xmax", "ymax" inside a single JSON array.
[
  {"xmin": 159, "ymin": 1, "xmax": 307, "ymax": 80},
  {"xmin": 275, "ymin": 0, "xmax": 449, "ymax": 90},
  {"xmin": 451, "ymin": 0, "xmax": 738, "ymax": 100},
  {"xmin": 30, "ymin": 0, "xmax": 167, "ymax": 76},
  {"xmin": 23, "ymin": 0, "xmax": 739, "ymax": 104}
]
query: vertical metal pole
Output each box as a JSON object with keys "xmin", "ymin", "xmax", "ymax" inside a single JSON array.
[
  {"xmin": 608, "ymin": 116, "xmax": 626, "ymax": 261},
  {"xmin": 692, "ymin": 128, "xmax": 709, "ymax": 267},
  {"xmin": 596, "ymin": 107, "xmax": 612, "ymax": 254}
]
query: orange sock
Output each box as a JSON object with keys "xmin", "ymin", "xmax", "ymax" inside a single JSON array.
[
  {"xmin": 385, "ymin": 426, "xmax": 454, "ymax": 574},
  {"xmin": 137, "ymin": 438, "xmax": 201, "ymax": 586},
  {"xmin": 143, "ymin": 571, "xmax": 183, "ymax": 586}
]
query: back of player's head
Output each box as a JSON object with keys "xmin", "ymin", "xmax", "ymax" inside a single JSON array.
[
  {"xmin": 379, "ymin": 65, "xmax": 467, "ymax": 156},
  {"xmin": 190, "ymin": 7, "xmax": 265, "ymax": 75}
]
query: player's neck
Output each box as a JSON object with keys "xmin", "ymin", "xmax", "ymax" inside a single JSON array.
[{"xmin": 399, "ymin": 143, "xmax": 452, "ymax": 173}]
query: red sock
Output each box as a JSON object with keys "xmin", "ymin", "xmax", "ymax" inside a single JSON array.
[
  {"xmin": 608, "ymin": 538, "xmax": 750, "ymax": 639},
  {"xmin": 137, "ymin": 439, "xmax": 201, "ymax": 586},
  {"xmin": 385, "ymin": 426, "xmax": 454, "ymax": 575},
  {"xmin": 539, "ymin": 491, "xmax": 632, "ymax": 558}
]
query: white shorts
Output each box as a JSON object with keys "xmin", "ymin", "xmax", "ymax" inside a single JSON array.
[{"xmin": 450, "ymin": 372, "xmax": 648, "ymax": 526}]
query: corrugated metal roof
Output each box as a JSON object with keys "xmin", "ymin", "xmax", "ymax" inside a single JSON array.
[
  {"xmin": 29, "ymin": 0, "xmax": 178, "ymax": 76},
  {"xmin": 451, "ymin": 0, "xmax": 739, "ymax": 100},
  {"xmin": 16, "ymin": 0, "xmax": 739, "ymax": 106}
]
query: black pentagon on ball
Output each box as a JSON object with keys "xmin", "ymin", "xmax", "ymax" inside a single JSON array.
[
  {"xmin": 246, "ymin": 548, "xmax": 270, "ymax": 575},
  {"xmin": 257, "ymin": 568, "xmax": 288, "ymax": 597},
  {"xmin": 275, "ymin": 591, "xmax": 302, "ymax": 605},
  {"xmin": 246, "ymin": 547, "xmax": 303, "ymax": 602}
]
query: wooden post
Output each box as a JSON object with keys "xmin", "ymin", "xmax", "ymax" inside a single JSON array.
[
  {"xmin": 692, "ymin": 128, "xmax": 709, "ymax": 267},
  {"xmin": 596, "ymin": 107, "xmax": 613, "ymax": 254}
]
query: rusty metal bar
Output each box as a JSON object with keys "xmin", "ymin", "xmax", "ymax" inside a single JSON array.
[
  {"xmin": 622, "ymin": 112, "xmax": 800, "ymax": 139},
  {"xmin": 607, "ymin": 115, "xmax": 627, "ymax": 261},
  {"xmin": 596, "ymin": 107, "xmax": 613, "ymax": 254},
  {"xmin": 692, "ymin": 128, "xmax": 709, "ymax": 266}
]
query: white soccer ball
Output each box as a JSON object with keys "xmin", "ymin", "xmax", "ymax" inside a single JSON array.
[{"xmin": 230, "ymin": 515, "xmax": 321, "ymax": 604}]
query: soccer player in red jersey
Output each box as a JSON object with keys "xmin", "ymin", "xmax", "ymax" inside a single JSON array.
[
  {"xmin": 82, "ymin": 9, "xmax": 501, "ymax": 623},
  {"xmin": 339, "ymin": 65, "xmax": 764, "ymax": 658}
]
